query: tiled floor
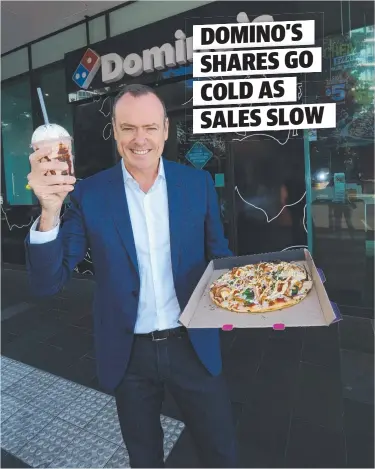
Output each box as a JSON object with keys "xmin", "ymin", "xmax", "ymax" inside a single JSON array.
[
  {"xmin": 1, "ymin": 357, "xmax": 184, "ymax": 468},
  {"xmin": 1, "ymin": 266, "xmax": 374, "ymax": 468}
]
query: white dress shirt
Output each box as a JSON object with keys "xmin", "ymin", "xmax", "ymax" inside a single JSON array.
[{"xmin": 29, "ymin": 158, "xmax": 182, "ymax": 333}]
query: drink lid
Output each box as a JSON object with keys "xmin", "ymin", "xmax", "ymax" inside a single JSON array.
[{"xmin": 31, "ymin": 124, "xmax": 71, "ymax": 146}]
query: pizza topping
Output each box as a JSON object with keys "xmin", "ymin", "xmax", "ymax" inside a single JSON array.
[
  {"xmin": 254, "ymin": 286, "xmax": 263, "ymax": 303},
  {"xmin": 242, "ymin": 288, "xmax": 254, "ymax": 301},
  {"xmin": 232, "ymin": 268, "xmax": 245, "ymax": 278},
  {"xmin": 213, "ymin": 286, "xmax": 231, "ymax": 302},
  {"xmin": 233, "ymin": 294, "xmax": 248, "ymax": 304},
  {"xmin": 210, "ymin": 261, "xmax": 312, "ymax": 313},
  {"xmin": 259, "ymin": 286, "xmax": 271, "ymax": 304}
]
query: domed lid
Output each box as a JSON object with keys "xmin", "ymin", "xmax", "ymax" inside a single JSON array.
[{"xmin": 31, "ymin": 124, "xmax": 70, "ymax": 145}]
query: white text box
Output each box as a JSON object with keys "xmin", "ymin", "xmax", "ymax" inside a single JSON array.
[
  {"xmin": 193, "ymin": 47, "xmax": 322, "ymax": 77},
  {"xmin": 193, "ymin": 103, "xmax": 336, "ymax": 134},
  {"xmin": 193, "ymin": 76, "xmax": 297, "ymax": 106},
  {"xmin": 193, "ymin": 20, "xmax": 315, "ymax": 50}
]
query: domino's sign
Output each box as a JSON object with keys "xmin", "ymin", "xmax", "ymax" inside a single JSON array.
[
  {"xmin": 72, "ymin": 12, "xmax": 273, "ymax": 90},
  {"xmin": 72, "ymin": 29, "xmax": 193, "ymax": 90},
  {"xmin": 72, "ymin": 49, "xmax": 101, "ymax": 89}
]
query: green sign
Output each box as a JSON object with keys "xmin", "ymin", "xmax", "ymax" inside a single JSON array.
[{"xmin": 185, "ymin": 142, "xmax": 213, "ymax": 170}]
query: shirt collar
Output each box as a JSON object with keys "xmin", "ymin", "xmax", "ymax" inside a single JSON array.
[{"xmin": 121, "ymin": 157, "xmax": 165, "ymax": 184}]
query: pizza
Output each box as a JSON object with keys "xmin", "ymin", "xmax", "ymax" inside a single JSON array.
[{"xmin": 209, "ymin": 261, "xmax": 313, "ymax": 314}]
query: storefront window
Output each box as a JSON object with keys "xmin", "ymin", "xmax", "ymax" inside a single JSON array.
[
  {"xmin": 89, "ymin": 16, "xmax": 106, "ymax": 44},
  {"xmin": 310, "ymin": 26, "xmax": 375, "ymax": 309},
  {"xmin": 155, "ymin": 75, "xmax": 193, "ymax": 110},
  {"xmin": 31, "ymin": 24, "xmax": 86, "ymax": 69},
  {"xmin": 1, "ymin": 48, "xmax": 29, "ymax": 81},
  {"xmin": 36, "ymin": 64, "xmax": 74, "ymax": 137},
  {"xmin": 1, "ymin": 75, "xmax": 35, "ymax": 205},
  {"xmin": 109, "ymin": 1, "xmax": 214, "ymax": 38}
]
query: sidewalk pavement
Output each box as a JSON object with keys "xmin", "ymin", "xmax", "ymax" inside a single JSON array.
[{"xmin": 1, "ymin": 265, "xmax": 374, "ymax": 468}]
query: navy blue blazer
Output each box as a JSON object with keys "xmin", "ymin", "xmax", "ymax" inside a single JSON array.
[{"xmin": 24, "ymin": 158, "xmax": 232, "ymax": 392}]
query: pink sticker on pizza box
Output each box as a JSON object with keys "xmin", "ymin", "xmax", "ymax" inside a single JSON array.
[{"xmin": 273, "ymin": 323, "xmax": 286, "ymax": 330}]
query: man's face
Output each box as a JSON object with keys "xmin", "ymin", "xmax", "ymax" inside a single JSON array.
[{"xmin": 112, "ymin": 93, "xmax": 169, "ymax": 172}]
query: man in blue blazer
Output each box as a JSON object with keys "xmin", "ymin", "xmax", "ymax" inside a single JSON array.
[{"xmin": 25, "ymin": 84, "xmax": 237, "ymax": 468}]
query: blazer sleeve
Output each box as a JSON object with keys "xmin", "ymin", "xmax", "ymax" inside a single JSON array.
[
  {"xmin": 204, "ymin": 170, "xmax": 233, "ymax": 259},
  {"xmin": 24, "ymin": 183, "xmax": 88, "ymax": 297}
]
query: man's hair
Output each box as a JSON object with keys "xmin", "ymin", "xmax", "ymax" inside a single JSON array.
[{"xmin": 112, "ymin": 84, "xmax": 167, "ymax": 122}]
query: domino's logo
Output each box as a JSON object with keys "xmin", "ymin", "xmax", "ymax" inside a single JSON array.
[{"xmin": 72, "ymin": 48, "xmax": 101, "ymax": 89}]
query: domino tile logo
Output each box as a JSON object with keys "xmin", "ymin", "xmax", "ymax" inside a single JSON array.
[{"xmin": 72, "ymin": 48, "xmax": 101, "ymax": 89}]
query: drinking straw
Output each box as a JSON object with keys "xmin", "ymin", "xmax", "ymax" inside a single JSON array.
[{"xmin": 37, "ymin": 87, "xmax": 50, "ymax": 126}]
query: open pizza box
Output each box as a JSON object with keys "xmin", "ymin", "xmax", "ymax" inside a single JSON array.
[{"xmin": 179, "ymin": 248, "xmax": 342, "ymax": 330}]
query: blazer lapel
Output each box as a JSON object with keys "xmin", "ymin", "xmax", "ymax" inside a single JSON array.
[
  {"xmin": 106, "ymin": 161, "xmax": 139, "ymax": 276},
  {"xmin": 163, "ymin": 159, "xmax": 184, "ymax": 282}
]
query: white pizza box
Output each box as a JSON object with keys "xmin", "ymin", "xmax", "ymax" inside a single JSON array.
[{"xmin": 179, "ymin": 248, "xmax": 342, "ymax": 330}]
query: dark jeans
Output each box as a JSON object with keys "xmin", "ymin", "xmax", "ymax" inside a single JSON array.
[{"xmin": 114, "ymin": 332, "xmax": 238, "ymax": 468}]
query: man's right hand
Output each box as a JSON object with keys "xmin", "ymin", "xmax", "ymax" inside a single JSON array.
[{"xmin": 27, "ymin": 149, "xmax": 76, "ymax": 231}]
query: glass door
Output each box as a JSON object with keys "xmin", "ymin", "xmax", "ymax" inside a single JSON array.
[
  {"xmin": 230, "ymin": 133, "xmax": 308, "ymax": 256},
  {"xmin": 308, "ymin": 26, "xmax": 374, "ymax": 308}
]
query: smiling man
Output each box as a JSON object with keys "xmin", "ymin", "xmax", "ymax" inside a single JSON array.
[
  {"xmin": 25, "ymin": 84, "xmax": 237, "ymax": 468},
  {"xmin": 112, "ymin": 90, "xmax": 169, "ymax": 192}
]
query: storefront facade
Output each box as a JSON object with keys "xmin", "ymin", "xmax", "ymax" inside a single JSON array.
[{"xmin": 1, "ymin": 1, "xmax": 374, "ymax": 314}]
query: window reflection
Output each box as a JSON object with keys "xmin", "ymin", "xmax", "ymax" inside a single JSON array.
[
  {"xmin": 36, "ymin": 65, "xmax": 73, "ymax": 137},
  {"xmin": 310, "ymin": 26, "xmax": 374, "ymax": 308},
  {"xmin": 1, "ymin": 76, "xmax": 35, "ymax": 205}
]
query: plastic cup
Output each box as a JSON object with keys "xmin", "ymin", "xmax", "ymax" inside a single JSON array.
[{"xmin": 31, "ymin": 124, "xmax": 74, "ymax": 176}]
